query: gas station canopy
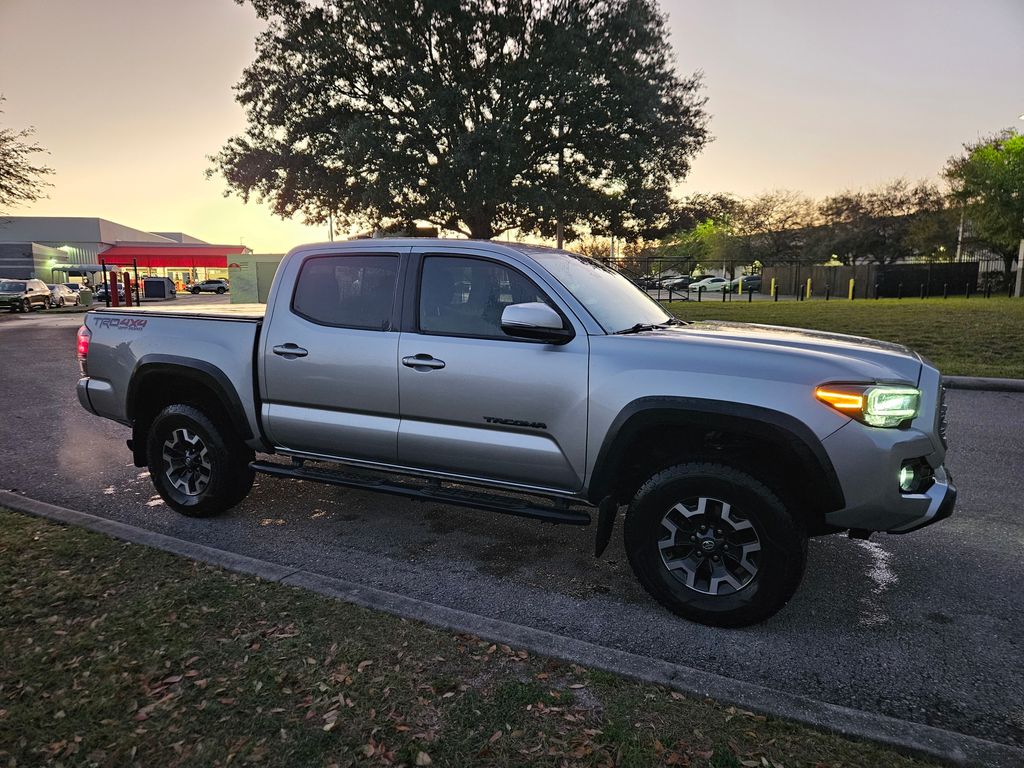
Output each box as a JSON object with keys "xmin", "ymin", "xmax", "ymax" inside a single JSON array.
[{"xmin": 96, "ymin": 244, "xmax": 250, "ymax": 269}]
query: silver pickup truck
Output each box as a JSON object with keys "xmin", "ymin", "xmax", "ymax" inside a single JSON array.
[{"xmin": 76, "ymin": 239, "xmax": 955, "ymax": 627}]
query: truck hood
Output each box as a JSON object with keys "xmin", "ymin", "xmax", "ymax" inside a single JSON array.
[{"xmin": 641, "ymin": 320, "xmax": 923, "ymax": 383}]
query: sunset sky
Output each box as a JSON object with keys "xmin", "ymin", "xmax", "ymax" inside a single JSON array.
[{"xmin": 1, "ymin": 0, "xmax": 1021, "ymax": 252}]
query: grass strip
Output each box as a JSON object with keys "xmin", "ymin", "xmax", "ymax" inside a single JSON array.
[{"xmin": 0, "ymin": 508, "xmax": 939, "ymax": 767}]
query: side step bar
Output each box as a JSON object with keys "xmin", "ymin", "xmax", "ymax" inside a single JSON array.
[{"xmin": 250, "ymin": 460, "xmax": 592, "ymax": 526}]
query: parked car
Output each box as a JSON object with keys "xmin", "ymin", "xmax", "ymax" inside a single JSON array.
[
  {"xmin": 47, "ymin": 283, "xmax": 81, "ymax": 308},
  {"xmin": 634, "ymin": 275, "xmax": 663, "ymax": 289},
  {"xmin": 63, "ymin": 283, "xmax": 83, "ymax": 295},
  {"xmin": 689, "ymin": 276, "xmax": 730, "ymax": 292},
  {"xmin": 0, "ymin": 278, "xmax": 50, "ymax": 312},
  {"xmin": 660, "ymin": 276, "xmax": 695, "ymax": 290},
  {"xmin": 190, "ymin": 279, "xmax": 230, "ymax": 295},
  {"xmin": 92, "ymin": 285, "xmax": 125, "ymax": 303},
  {"xmin": 728, "ymin": 275, "xmax": 762, "ymax": 293},
  {"xmin": 76, "ymin": 240, "xmax": 954, "ymax": 627},
  {"xmin": 665, "ymin": 275, "xmax": 715, "ymax": 290}
]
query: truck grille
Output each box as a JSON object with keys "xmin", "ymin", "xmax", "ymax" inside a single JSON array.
[{"xmin": 938, "ymin": 386, "xmax": 949, "ymax": 447}]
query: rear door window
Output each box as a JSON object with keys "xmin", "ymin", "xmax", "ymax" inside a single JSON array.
[{"xmin": 292, "ymin": 255, "xmax": 399, "ymax": 330}]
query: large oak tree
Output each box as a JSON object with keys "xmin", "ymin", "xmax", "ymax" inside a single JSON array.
[{"xmin": 212, "ymin": 0, "xmax": 709, "ymax": 240}]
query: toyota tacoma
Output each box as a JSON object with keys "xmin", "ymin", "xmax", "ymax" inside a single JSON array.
[{"xmin": 75, "ymin": 240, "xmax": 955, "ymax": 626}]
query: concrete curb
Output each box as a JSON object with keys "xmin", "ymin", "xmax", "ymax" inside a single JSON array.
[
  {"xmin": 942, "ymin": 375, "xmax": 1024, "ymax": 393},
  {"xmin": 2, "ymin": 489, "xmax": 1021, "ymax": 768}
]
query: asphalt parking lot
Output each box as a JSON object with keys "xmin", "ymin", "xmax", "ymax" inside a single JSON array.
[{"xmin": 2, "ymin": 310, "xmax": 1022, "ymax": 751}]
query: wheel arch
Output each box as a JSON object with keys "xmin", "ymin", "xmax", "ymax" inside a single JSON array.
[
  {"xmin": 587, "ymin": 397, "xmax": 846, "ymax": 527},
  {"xmin": 126, "ymin": 356, "xmax": 253, "ymax": 466}
]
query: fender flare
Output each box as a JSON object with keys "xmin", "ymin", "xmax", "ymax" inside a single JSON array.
[
  {"xmin": 586, "ymin": 396, "xmax": 845, "ymax": 512},
  {"xmin": 126, "ymin": 355, "xmax": 253, "ymax": 441}
]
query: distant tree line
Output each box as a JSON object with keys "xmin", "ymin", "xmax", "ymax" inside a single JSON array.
[{"xmin": 585, "ymin": 130, "xmax": 1023, "ymax": 283}]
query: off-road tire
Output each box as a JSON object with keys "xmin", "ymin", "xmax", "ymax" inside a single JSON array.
[
  {"xmin": 624, "ymin": 462, "xmax": 806, "ymax": 627},
  {"xmin": 146, "ymin": 404, "xmax": 255, "ymax": 517}
]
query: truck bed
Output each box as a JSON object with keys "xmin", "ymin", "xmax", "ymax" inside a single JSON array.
[{"xmin": 80, "ymin": 304, "xmax": 264, "ymax": 442}]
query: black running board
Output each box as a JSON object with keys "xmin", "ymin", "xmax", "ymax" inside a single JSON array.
[{"xmin": 250, "ymin": 460, "xmax": 592, "ymax": 526}]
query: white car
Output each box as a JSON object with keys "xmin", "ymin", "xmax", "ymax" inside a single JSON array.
[
  {"xmin": 688, "ymin": 276, "xmax": 730, "ymax": 292},
  {"xmin": 46, "ymin": 283, "xmax": 81, "ymax": 308}
]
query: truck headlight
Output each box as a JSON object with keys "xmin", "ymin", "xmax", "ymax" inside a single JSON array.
[{"xmin": 815, "ymin": 384, "xmax": 921, "ymax": 428}]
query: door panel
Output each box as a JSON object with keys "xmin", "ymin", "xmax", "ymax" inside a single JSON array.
[
  {"xmin": 261, "ymin": 253, "xmax": 402, "ymax": 461},
  {"xmin": 397, "ymin": 253, "xmax": 589, "ymax": 490}
]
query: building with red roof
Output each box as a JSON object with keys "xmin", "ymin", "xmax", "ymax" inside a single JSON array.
[{"xmin": 0, "ymin": 217, "xmax": 251, "ymax": 285}]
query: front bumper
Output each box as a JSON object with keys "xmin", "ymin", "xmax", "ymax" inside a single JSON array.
[
  {"xmin": 821, "ymin": 422, "xmax": 956, "ymax": 534},
  {"xmin": 819, "ymin": 361, "xmax": 956, "ymax": 534}
]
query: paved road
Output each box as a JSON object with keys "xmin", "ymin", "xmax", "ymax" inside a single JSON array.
[{"xmin": 3, "ymin": 313, "xmax": 1022, "ymax": 749}]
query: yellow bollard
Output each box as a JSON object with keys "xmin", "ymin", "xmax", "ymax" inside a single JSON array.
[
  {"xmin": 738, "ymin": 276, "xmax": 743, "ymax": 295},
  {"xmin": 770, "ymin": 277, "xmax": 776, "ymax": 298},
  {"xmin": 848, "ymin": 277, "xmax": 855, "ymax": 300},
  {"xmin": 806, "ymin": 277, "xmax": 812, "ymax": 300}
]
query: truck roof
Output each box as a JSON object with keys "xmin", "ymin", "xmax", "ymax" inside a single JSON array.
[{"xmin": 287, "ymin": 238, "xmax": 568, "ymax": 260}]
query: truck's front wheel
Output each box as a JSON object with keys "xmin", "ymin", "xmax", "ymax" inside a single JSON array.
[
  {"xmin": 146, "ymin": 404, "xmax": 255, "ymax": 517},
  {"xmin": 624, "ymin": 463, "xmax": 806, "ymax": 627}
]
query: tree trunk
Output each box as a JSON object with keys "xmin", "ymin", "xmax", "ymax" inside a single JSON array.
[{"xmin": 466, "ymin": 216, "xmax": 495, "ymax": 240}]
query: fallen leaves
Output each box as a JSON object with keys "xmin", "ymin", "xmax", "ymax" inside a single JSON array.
[{"xmin": 0, "ymin": 510, "xmax": 924, "ymax": 768}]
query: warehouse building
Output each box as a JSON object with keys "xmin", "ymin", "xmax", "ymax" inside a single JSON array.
[{"xmin": 0, "ymin": 216, "xmax": 249, "ymax": 285}]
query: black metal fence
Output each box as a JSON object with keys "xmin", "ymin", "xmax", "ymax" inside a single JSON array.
[{"xmin": 598, "ymin": 254, "xmax": 1014, "ymax": 301}]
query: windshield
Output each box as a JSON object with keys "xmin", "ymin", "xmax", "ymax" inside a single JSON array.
[
  {"xmin": 0, "ymin": 281, "xmax": 26, "ymax": 292},
  {"xmin": 530, "ymin": 251, "xmax": 672, "ymax": 333}
]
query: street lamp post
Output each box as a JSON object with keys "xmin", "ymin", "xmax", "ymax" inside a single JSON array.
[
  {"xmin": 1017, "ymin": 115, "xmax": 1024, "ymax": 297},
  {"xmin": 1016, "ymin": 227, "xmax": 1023, "ymax": 298}
]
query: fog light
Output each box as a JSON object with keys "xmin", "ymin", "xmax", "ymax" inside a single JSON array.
[{"xmin": 899, "ymin": 459, "xmax": 934, "ymax": 494}]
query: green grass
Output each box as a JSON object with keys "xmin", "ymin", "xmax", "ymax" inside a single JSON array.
[
  {"xmin": 664, "ymin": 296, "xmax": 1024, "ymax": 379},
  {"xmin": 0, "ymin": 508, "xmax": 939, "ymax": 768}
]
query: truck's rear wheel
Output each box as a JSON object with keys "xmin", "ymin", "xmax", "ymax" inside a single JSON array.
[
  {"xmin": 146, "ymin": 404, "xmax": 254, "ymax": 517},
  {"xmin": 624, "ymin": 462, "xmax": 806, "ymax": 627}
]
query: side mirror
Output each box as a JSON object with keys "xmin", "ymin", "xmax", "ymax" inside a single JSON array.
[{"xmin": 500, "ymin": 302, "xmax": 573, "ymax": 344}]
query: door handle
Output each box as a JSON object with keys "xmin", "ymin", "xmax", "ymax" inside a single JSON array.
[
  {"xmin": 272, "ymin": 343, "xmax": 308, "ymax": 359},
  {"xmin": 402, "ymin": 354, "xmax": 445, "ymax": 371}
]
